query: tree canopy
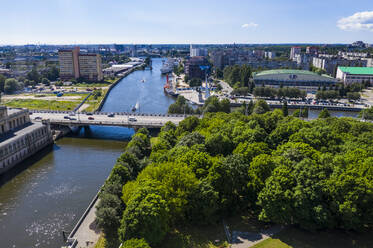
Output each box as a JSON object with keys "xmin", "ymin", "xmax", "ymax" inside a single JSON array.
[{"xmin": 98, "ymin": 109, "xmax": 373, "ymax": 247}]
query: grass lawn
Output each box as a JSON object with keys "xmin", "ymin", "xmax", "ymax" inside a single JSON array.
[
  {"xmin": 158, "ymin": 223, "xmax": 229, "ymax": 248},
  {"xmin": 271, "ymin": 227, "xmax": 373, "ymax": 248},
  {"xmin": 84, "ymin": 89, "xmax": 108, "ymax": 112},
  {"xmin": 4, "ymin": 99, "xmax": 80, "ymax": 111},
  {"xmin": 251, "ymin": 238, "xmax": 291, "ymax": 248},
  {"xmin": 105, "ymin": 77, "xmax": 120, "ymax": 84},
  {"xmin": 31, "ymin": 93, "xmax": 89, "ymax": 101}
]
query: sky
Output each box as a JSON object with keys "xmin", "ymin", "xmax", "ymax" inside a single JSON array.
[{"xmin": 1, "ymin": 0, "xmax": 373, "ymax": 45}]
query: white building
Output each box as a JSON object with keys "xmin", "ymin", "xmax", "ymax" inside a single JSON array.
[
  {"xmin": 290, "ymin": 47, "xmax": 301, "ymax": 60},
  {"xmin": 336, "ymin": 67, "xmax": 373, "ymax": 84},
  {"xmin": 265, "ymin": 51, "xmax": 276, "ymax": 59},
  {"xmin": 190, "ymin": 45, "xmax": 208, "ymax": 57}
]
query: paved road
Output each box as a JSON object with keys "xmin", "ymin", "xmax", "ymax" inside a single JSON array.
[
  {"xmin": 218, "ymin": 80, "xmax": 233, "ymax": 95},
  {"xmin": 30, "ymin": 112, "xmax": 188, "ymax": 128},
  {"xmin": 71, "ymin": 199, "xmax": 101, "ymax": 248}
]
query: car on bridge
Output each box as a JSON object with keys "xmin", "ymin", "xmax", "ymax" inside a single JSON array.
[
  {"xmin": 64, "ymin": 116, "xmax": 70, "ymax": 119},
  {"xmin": 128, "ymin": 117, "xmax": 137, "ymax": 122},
  {"xmin": 107, "ymin": 113, "xmax": 115, "ymax": 117},
  {"xmin": 88, "ymin": 117, "xmax": 94, "ymax": 120}
]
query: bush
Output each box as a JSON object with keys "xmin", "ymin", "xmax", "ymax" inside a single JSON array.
[{"xmin": 122, "ymin": 238, "xmax": 151, "ymax": 248}]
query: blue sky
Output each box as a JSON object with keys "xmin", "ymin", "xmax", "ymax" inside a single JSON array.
[{"xmin": 1, "ymin": 0, "xmax": 373, "ymax": 45}]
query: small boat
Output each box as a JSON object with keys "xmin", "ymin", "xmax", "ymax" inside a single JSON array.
[
  {"xmin": 141, "ymin": 78, "xmax": 145, "ymax": 83},
  {"xmin": 132, "ymin": 102, "xmax": 139, "ymax": 112}
]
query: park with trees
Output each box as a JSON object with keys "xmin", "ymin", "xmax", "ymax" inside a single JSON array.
[{"xmin": 96, "ymin": 104, "xmax": 373, "ymax": 247}]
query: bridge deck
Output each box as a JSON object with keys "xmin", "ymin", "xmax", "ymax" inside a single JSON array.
[{"xmin": 30, "ymin": 111, "xmax": 190, "ymax": 128}]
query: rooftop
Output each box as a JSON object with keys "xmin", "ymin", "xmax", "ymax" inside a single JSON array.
[
  {"xmin": 338, "ymin": 67, "xmax": 373, "ymax": 75},
  {"xmin": 254, "ymin": 69, "xmax": 317, "ymax": 77},
  {"xmin": 0, "ymin": 122, "xmax": 44, "ymax": 147}
]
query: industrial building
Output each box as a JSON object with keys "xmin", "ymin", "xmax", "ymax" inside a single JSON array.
[
  {"xmin": 253, "ymin": 69, "xmax": 338, "ymax": 92},
  {"xmin": 336, "ymin": 67, "xmax": 373, "ymax": 84}
]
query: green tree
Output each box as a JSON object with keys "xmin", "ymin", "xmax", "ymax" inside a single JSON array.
[
  {"xmin": 4, "ymin": 78, "xmax": 23, "ymax": 94},
  {"xmin": 253, "ymin": 99, "xmax": 270, "ymax": 114},
  {"xmin": 318, "ymin": 108, "xmax": 331, "ymax": 118},
  {"xmin": 282, "ymin": 101, "xmax": 288, "ymax": 116},
  {"xmin": 41, "ymin": 77, "xmax": 50, "ymax": 86},
  {"xmin": 26, "ymin": 68, "xmax": 41, "ymax": 84},
  {"xmin": 0, "ymin": 74, "xmax": 5, "ymax": 92},
  {"xmin": 119, "ymin": 181, "xmax": 169, "ymax": 245}
]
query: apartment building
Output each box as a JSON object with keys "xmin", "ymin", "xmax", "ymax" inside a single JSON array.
[
  {"xmin": 290, "ymin": 47, "xmax": 301, "ymax": 60},
  {"xmin": 58, "ymin": 47, "xmax": 103, "ymax": 81},
  {"xmin": 78, "ymin": 54, "xmax": 103, "ymax": 81}
]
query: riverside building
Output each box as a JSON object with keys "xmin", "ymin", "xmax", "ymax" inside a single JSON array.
[
  {"xmin": 336, "ymin": 67, "xmax": 373, "ymax": 84},
  {"xmin": 253, "ymin": 69, "xmax": 338, "ymax": 92},
  {"xmin": 0, "ymin": 107, "xmax": 53, "ymax": 174},
  {"xmin": 58, "ymin": 47, "xmax": 103, "ymax": 81}
]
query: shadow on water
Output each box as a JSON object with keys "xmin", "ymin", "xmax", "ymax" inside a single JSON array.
[{"xmin": 0, "ymin": 143, "xmax": 54, "ymax": 187}]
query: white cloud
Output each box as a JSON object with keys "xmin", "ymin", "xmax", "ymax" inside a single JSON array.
[
  {"xmin": 337, "ymin": 11, "xmax": 373, "ymax": 31},
  {"xmin": 242, "ymin": 22, "xmax": 258, "ymax": 29}
]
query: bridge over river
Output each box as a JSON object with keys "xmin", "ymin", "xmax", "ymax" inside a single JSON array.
[{"xmin": 30, "ymin": 110, "xmax": 192, "ymax": 128}]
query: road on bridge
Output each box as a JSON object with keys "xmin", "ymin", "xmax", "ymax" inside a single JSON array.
[{"xmin": 30, "ymin": 112, "xmax": 188, "ymax": 128}]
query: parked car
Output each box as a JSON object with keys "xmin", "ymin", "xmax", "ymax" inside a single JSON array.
[{"xmin": 88, "ymin": 117, "xmax": 94, "ymax": 120}]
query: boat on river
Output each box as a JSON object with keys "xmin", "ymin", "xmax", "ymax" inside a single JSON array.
[
  {"xmin": 132, "ymin": 102, "xmax": 139, "ymax": 112},
  {"xmin": 160, "ymin": 58, "xmax": 178, "ymax": 74},
  {"xmin": 163, "ymin": 74, "xmax": 179, "ymax": 97}
]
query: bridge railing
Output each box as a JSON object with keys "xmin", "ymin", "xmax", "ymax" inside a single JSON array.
[
  {"xmin": 38, "ymin": 119, "xmax": 178, "ymax": 127},
  {"xmin": 29, "ymin": 109, "xmax": 198, "ymax": 118}
]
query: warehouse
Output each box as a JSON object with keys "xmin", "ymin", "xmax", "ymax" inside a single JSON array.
[{"xmin": 253, "ymin": 69, "xmax": 338, "ymax": 92}]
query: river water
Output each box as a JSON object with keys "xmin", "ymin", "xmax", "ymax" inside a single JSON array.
[{"xmin": 0, "ymin": 58, "xmax": 175, "ymax": 248}]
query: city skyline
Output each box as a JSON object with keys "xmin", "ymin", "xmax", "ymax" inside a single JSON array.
[{"xmin": 1, "ymin": 0, "xmax": 373, "ymax": 45}]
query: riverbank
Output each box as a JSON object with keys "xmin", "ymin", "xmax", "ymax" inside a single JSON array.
[{"xmin": 96, "ymin": 63, "xmax": 145, "ymax": 112}]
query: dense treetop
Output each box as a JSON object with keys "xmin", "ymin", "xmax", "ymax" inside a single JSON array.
[{"xmin": 97, "ymin": 110, "xmax": 373, "ymax": 247}]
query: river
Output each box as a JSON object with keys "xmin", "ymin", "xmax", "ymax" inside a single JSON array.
[{"xmin": 0, "ymin": 58, "xmax": 175, "ymax": 248}]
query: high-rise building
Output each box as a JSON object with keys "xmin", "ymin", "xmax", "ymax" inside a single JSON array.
[
  {"xmin": 78, "ymin": 54, "xmax": 103, "ymax": 81},
  {"xmin": 185, "ymin": 56, "xmax": 209, "ymax": 79},
  {"xmin": 58, "ymin": 47, "xmax": 80, "ymax": 80},
  {"xmin": 190, "ymin": 44, "xmax": 208, "ymax": 57},
  {"xmin": 58, "ymin": 47, "xmax": 103, "ymax": 81},
  {"xmin": 290, "ymin": 47, "xmax": 301, "ymax": 60},
  {"xmin": 306, "ymin": 46, "xmax": 319, "ymax": 55}
]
